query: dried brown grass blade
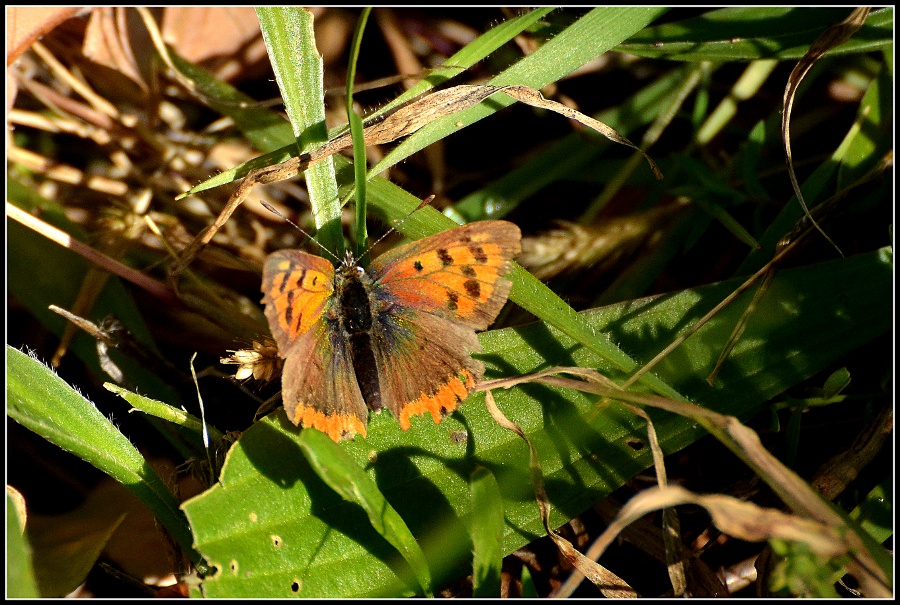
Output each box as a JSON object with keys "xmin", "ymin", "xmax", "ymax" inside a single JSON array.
[
  {"xmin": 555, "ymin": 485, "xmax": 851, "ymax": 597},
  {"xmin": 782, "ymin": 7, "xmax": 871, "ymax": 256},
  {"xmin": 171, "ymin": 83, "xmax": 661, "ymax": 277},
  {"xmin": 483, "ymin": 367, "xmax": 890, "ymax": 597},
  {"xmin": 483, "ymin": 389, "xmax": 637, "ymax": 598},
  {"xmin": 8, "ymin": 202, "xmax": 178, "ymax": 306}
]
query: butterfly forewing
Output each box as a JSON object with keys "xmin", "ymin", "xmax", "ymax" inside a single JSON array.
[
  {"xmin": 369, "ymin": 221, "xmax": 521, "ymax": 330},
  {"xmin": 262, "ymin": 250, "xmax": 335, "ymax": 352}
]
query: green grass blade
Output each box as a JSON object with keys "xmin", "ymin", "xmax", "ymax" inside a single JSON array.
[
  {"xmin": 168, "ymin": 51, "xmax": 295, "ymax": 153},
  {"xmin": 370, "ymin": 7, "xmax": 668, "ymax": 177},
  {"xmin": 257, "ymin": 7, "xmax": 343, "ymax": 254},
  {"xmin": 619, "ymin": 7, "xmax": 892, "ymax": 61},
  {"xmin": 347, "ymin": 8, "xmax": 372, "ymax": 257},
  {"xmin": 356, "ymin": 8, "xmax": 557, "ymax": 132},
  {"xmin": 104, "ymin": 382, "xmax": 224, "ymax": 445},
  {"xmin": 6, "ymin": 346, "xmax": 199, "ymax": 564},
  {"xmin": 469, "ymin": 466, "xmax": 504, "ymax": 597}
]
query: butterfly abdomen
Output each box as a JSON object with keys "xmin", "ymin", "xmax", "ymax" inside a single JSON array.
[{"xmin": 334, "ymin": 264, "xmax": 383, "ymax": 412}]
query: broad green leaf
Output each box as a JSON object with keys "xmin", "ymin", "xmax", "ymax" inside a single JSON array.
[
  {"xmin": 297, "ymin": 429, "xmax": 432, "ymax": 596},
  {"xmin": 183, "ymin": 247, "xmax": 891, "ymax": 597},
  {"xmin": 6, "ymin": 347, "xmax": 199, "ymax": 564}
]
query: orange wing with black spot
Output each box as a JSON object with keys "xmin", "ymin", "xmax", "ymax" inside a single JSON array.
[
  {"xmin": 365, "ymin": 220, "xmax": 521, "ymax": 428},
  {"xmin": 261, "ymin": 250, "xmax": 368, "ymax": 441}
]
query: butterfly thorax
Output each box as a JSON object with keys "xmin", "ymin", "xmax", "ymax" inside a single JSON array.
[{"xmin": 333, "ymin": 258, "xmax": 382, "ymax": 412}]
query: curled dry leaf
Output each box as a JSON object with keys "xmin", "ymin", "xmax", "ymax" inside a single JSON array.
[{"xmin": 83, "ymin": 7, "xmax": 149, "ymax": 92}]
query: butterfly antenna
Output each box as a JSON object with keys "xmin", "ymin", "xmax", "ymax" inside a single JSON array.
[
  {"xmin": 359, "ymin": 195, "xmax": 436, "ymax": 260},
  {"xmin": 260, "ymin": 201, "xmax": 342, "ymax": 264}
]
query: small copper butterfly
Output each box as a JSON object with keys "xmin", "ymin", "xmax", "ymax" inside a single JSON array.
[{"xmin": 261, "ymin": 220, "xmax": 521, "ymax": 442}]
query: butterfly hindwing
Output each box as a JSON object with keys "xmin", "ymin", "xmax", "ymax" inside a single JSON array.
[{"xmin": 366, "ymin": 307, "xmax": 482, "ymax": 429}]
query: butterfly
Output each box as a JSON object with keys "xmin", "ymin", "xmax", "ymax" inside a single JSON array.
[{"xmin": 261, "ymin": 220, "xmax": 521, "ymax": 442}]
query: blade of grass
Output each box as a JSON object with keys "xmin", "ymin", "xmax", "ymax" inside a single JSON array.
[
  {"xmin": 7, "ymin": 346, "xmax": 200, "ymax": 565},
  {"xmin": 370, "ymin": 7, "xmax": 669, "ymax": 177},
  {"xmin": 256, "ymin": 7, "xmax": 343, "ymax": 255},
  {"xmin": 618, "ymin": 7, "xmax": 892, "ymax": 61},
  {"xmin": 469, "ymin": 466, "xmax": 504, "ymax": 597},
  {"xmin": 347, "ymin": 8, "xmax": 372, "ymax": 258}
]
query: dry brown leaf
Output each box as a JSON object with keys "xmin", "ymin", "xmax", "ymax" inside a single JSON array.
[
  {"xmin": 161, "ymin": 7, "xmax": 268, "ymax": 83},
  {"xmin": 5, "ymin": 6, "xmax": 83, "ymax": 65},
  {"xmin": 83, "ymin": 7, "xmax": 149, "ymax": 92},
  {"xmin": 6, "ymin": 6, "xmax": 83, "ymax": 112}
]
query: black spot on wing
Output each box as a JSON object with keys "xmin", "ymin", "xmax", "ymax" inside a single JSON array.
[
  {"xmin": 471, "ymin": 245, "xmax": 488, "ymax": 264},
  {"xmin": 284, "ymin": 290, "xmax": 295, "ymax": 327},
  {"xmin": 464, "ymin": 279, "xmax": 481, "ymax": 299},
  {"xmin": 437, "ymin": 248, "xmax": 453, "ymax": 266}
]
